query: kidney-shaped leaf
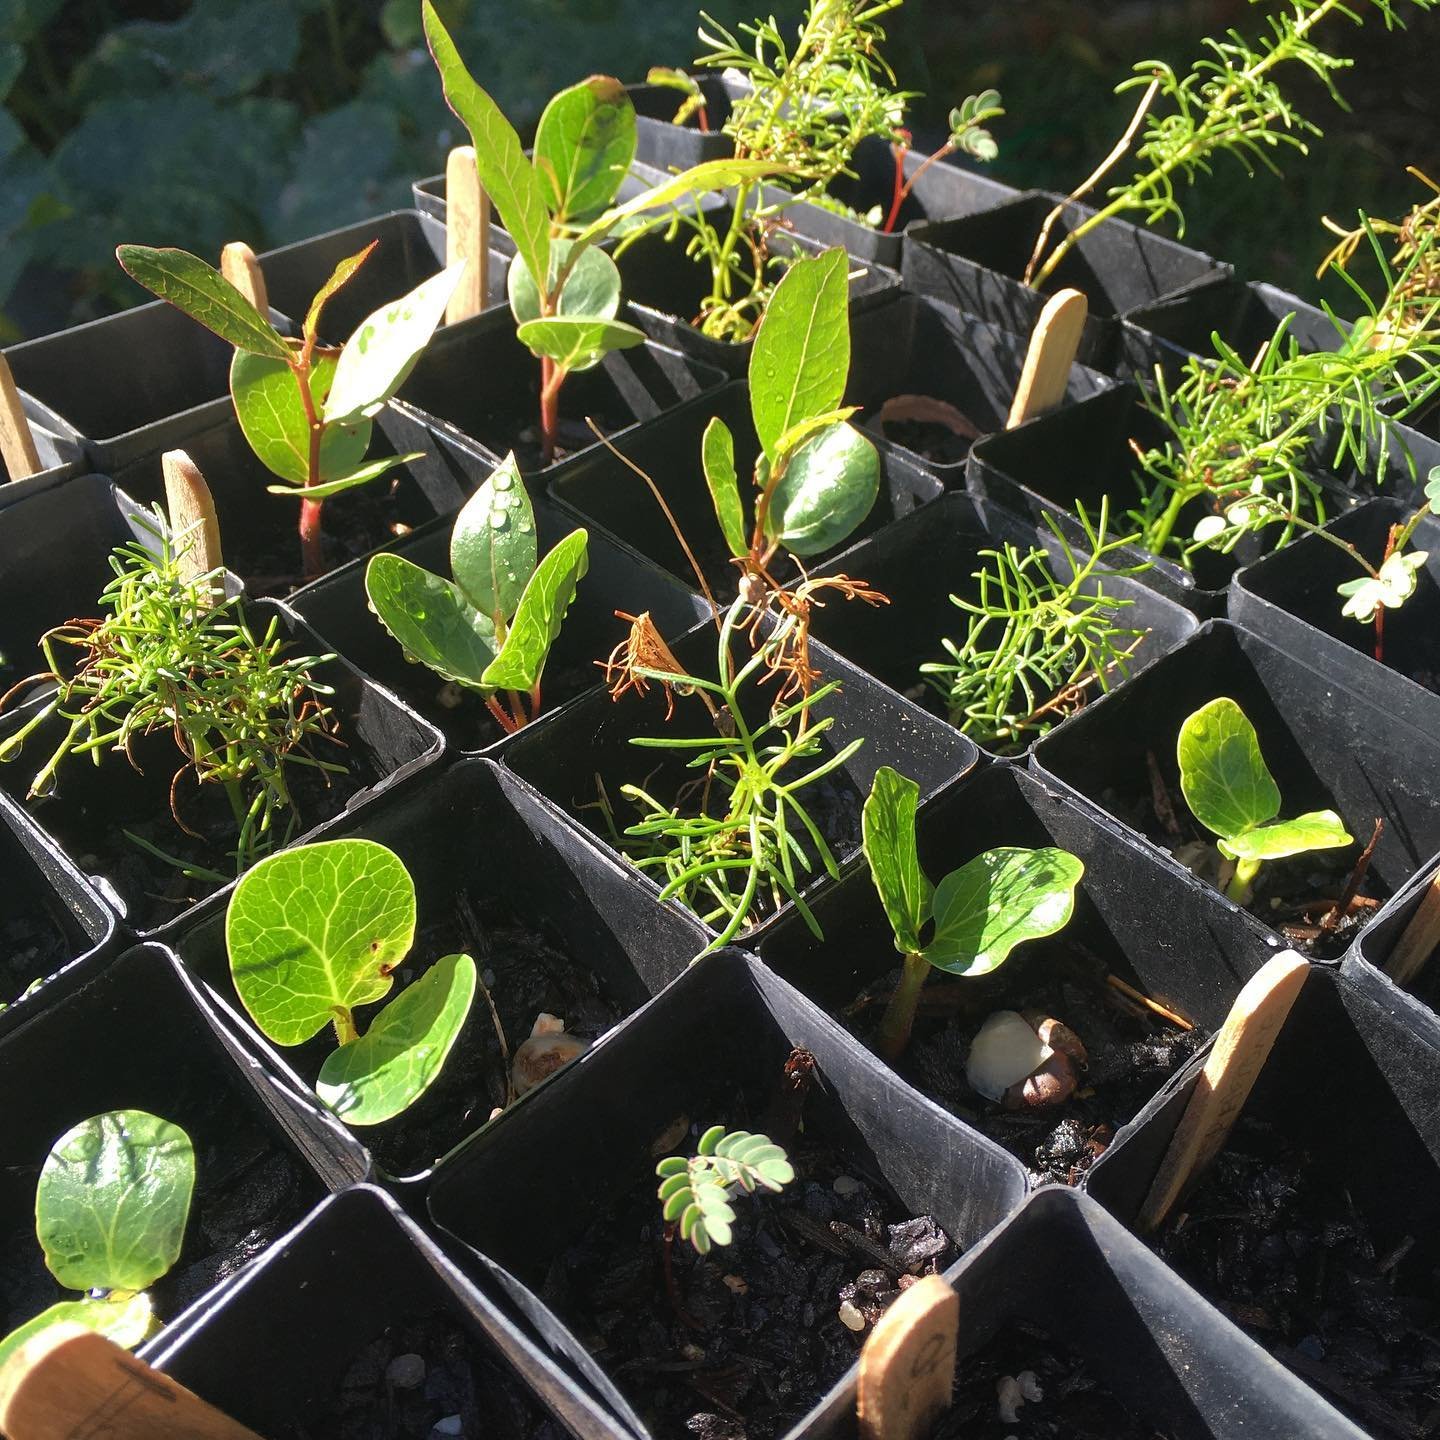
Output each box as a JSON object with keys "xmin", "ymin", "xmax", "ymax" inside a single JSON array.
[
  {"xmin": 450, "ymin": 454, "xmax": 536, "ymax": 623},
  {"xmin": 862, "ymin": 766, "xmax": 933, "ymax": 956},
  {"xmin": 317, "ymin": 952, "xmax": 477, "ymax": 1126},
  {"xmin": 36, "ymin": 1111, "xmax": 194, "ymax": 1294},
  {"xmin": 702, "ymin": 416, "xmax": 748, "ymax": 560},
  {"xmin": 765, "ymin": 421, "xmax": 878, "ymax": 558},
  {"xmin": 0, "ymin": 1293, "xmax": 153, "ymax": 1374},
  {"xmin": 516, "ymin": 315, "xmax": 645, "ymax": 373},
  {"xmin": 534, "ymin": 75, "xmax": 636, "ymax": 224},
  {"xmin": 482, "ymin": 529, "xmax": 589, "ymax": 693},
  {"xmin": 925, "ymin": 846, "xmax": 1084, "ymax": 976},
  {"xmin": 365, "ymin": 553, "xmax": 498, "ymax": 691},
  {"xmin": 508, "ymin": 241, "xmax": 621, "ymax": 325},
  {"xmin": 1177, "ymin": 696, "xmax": 1282, "ymax": 845},
  {"xmin": 226, "ymin": 838, "xmax": 416, "ymax": 1046},
  {"xmin": 1221, "ymin": 810, "xmax": 1353, "ymax": 864}
]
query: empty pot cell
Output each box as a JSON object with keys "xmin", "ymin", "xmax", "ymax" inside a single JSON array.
[{"xmin": 629, "ymin": 74, "xmax": 745, "ymax": 170}]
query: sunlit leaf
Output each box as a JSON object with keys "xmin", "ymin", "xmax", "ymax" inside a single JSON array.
[
  {"xmin": 507, "ymin": 241, "xmax": 622, "ymax": 325},
  {"xmin": 516, "ymin": 315, "xmax": 646, "ymax": 372},
  {"xmin": 534, "ymin": 75, "xmax": 636, "ymax": 223},
  {"xmin": 0, "ymin": 1293, "xmax": 153, "ymax": 1374},
  {"xmin": 1221, "ymin": 811, "xmax": 1353, "ymax": 863},
  {"xmin": 1177, "ymin": 696, "xmax": 1282, "ymax": 843},
  {"xmin": 765, "ymin": 421, "xmax": 878, "ymax": 557},
  {"xmin": 702, "ymin": 416, "xmax": 747, "ymax": 559},
  {"xmin": 482, "ymin": 529, "xmax": 589, "ymax": 692},
  {"xmin": 304, "ymin": 240, "xmax": 379, "ymax": 345},
  {"xmin": 450, "ymin": 454, "xmax": 536, "ymax": 622},
  {"xmin": 266, "ymin": 451, "xmax": 423, "ymax": 500},
  {"xmin": 862, "ymin": 767, "xmax": 932, "ymax": 955},
  {"xmin": 365, "ymin": 552, "xmax": 498, "ymax": 690}
]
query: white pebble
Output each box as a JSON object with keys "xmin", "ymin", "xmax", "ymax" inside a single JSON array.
[
  {"xmin": 1017, "ymin": 1369, "xmax": 1043, "ymax": 1402},
  {"xmin": 966, "ymin": 1012, "xmax": 1052, "ymax": 1101},
  {"xmin": 832, "ymin": 1175, "xmax": 861, "ymax": 1197},
  {"xmin": 431, "ymin": 1417, "xmax": 464, "ymax": 1438},
  {"xmin": 837, "ymin": 1300, "xmax": 866, "ymax": 1332},
  {"xmin": 386, "ymin": 1353, "xmax": 425, "ymax": 1389},
  {"xmin": 996, "ymin": 1375, "xmax": 1026, "ymax": 1425}
]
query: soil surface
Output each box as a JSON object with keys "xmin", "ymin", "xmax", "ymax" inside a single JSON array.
[
  {"xmin": 538, "ymin": 1079, "xmax": 957, "ymax": 1440},
  {"xmin": 940, "ymin": 1323, "xmax": 1167, "ymax": 1439},
  {"xmin": 285, "ymin": 1312, "xmax": 566, "ymax": 1440},
  {"xmin": 0, "ymin": 884, "xmax": 80, "ymax": 1010},
  {"xmin": 1155, "ymin": 1115, "xmax": 1440, "ymax": 1440},
  {"xmin": 848, "ymin": 943, "xmax": 1204, "ymax": 1185},
  {"xmin": 866, "ymin": 415, "xmax": 973, "ymax": 470}
]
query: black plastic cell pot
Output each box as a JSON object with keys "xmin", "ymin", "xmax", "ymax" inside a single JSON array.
[
  {"xmin": 844, "ymin": 292, "xmax": 1113, "ymax": 480},
  {"xmin": 427, "ymin": 948, "xmax": 1030, "ymax": 1440},
  {"xmin": 0, "ymin": 942, "xmax": 365, "ymax": 1348},
  {"xmin": 1230, "ymin": 497, "xmax": 1440, "ymax": 738},
  {"xmin": 501, "ymin": 620, "xmax": 977, "ymax": 948},
  {"xmin": 1086, "ymin": 962, "xmax": 1440, "ymax": 1439},
  {"xmin": 170, "ymin": 757, "xmax": 713, "ymax": 1185},
  {"xmin": 547, "ymin": 381, "xmax": 942, "ymax": 603},
  {"xmin": 0, "ymin": 793, "xmax": 116, "ymax": 1030},
  {"xmin": 1032, "ymin": 619, "xmax": 1440, "ymax": 941},
  {"xmin": 293, "ymin": 485, "xmax": 708, "ymax": 753},
  {"xmin": 144, "ymin": 1184, "xmax": 632, "ymax": 1440},
  {"xmin": 809, "ymin": 491, "xmax": 1196, "ymax": 758},
  {"xmin": 1349, "ymin": 848, "xmax": 1440, "ymax": 1020},
  {"xmin": 0, "ymin": 596, "xmax": 443, "ymax": 941},
  {"xmin": 0, "ymin": 405, "xmax": 85, "ymax": 510},
  {"xmin": 758, "ymin": 764, "xmax": 1275, "ymax": 1180},
  {"xmin": 628, "ymin": 73, "xmax": 744, "ymax": 170},
  {"xmin": 904, "ymin": 190, "xmax": 1230, "ymax": 371},
  {"xmin": 802, "ymin": 1185, "xmax": 1365, "ymax": 1440}
]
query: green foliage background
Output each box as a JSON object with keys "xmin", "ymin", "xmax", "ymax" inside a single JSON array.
[{"xmin": 3, "ymin": 0, "xmax": 1436, "ymax": 340}]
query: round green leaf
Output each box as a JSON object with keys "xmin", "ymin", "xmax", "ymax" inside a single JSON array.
[
  {"xmin": 1219, "ymin": 810, "xmax": 1353, "ymax": 864},
  {"xmin": 765, "ymin": 421, "xmax": 879, "ymax": 558},
  {"xmin": 0, "ymin": 1293, "xmax": 153, "ymax": 1374},
  {"xmin": 516, "ymin": 315, "xmax": 645, "ymax": 373},
  {"xmin": 533, "ymin": 75, "xmax": 636, "ymax": 223},
  {"xmin": 507, "ymin": 240, "xmax": 622, "ymax": 325},
  {"xmin": 1177, "ymin": 697, "xmax": 1282, "ymax": 845},
  {"xmin": 365, "ymin": 552, "xmax": 498, "ymax": 691},
  {"xmin": 449, "ymin": 453, "xmax": 536, "ymax": 623},
  {"xmin": 36, "ymin": 1111, "xmax": 194, "ymax": 1295},
  {"xmin": 226, "ymin": 838, "xmax": 416, "ymax": 1046},
  {"xmin": 231, "ymin": 350, "xmax": 371, "ymax": 487},
  {"xmin": 924, "ymin": 846, "xmax": 1084, "ymax": 976},
  {"xmin": 317, "ymin": 952, "xmax": 477, "ymax": 1126}
]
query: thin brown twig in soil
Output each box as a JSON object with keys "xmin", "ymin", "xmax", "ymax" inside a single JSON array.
[
  {"xmin": 1147, "ymin": 750, "xmax": 1183, "ymax": 840},
  {"xmin": 1318, "ymin": 817, "xmax": 1383, "ymax": 938},
  {"xmin": 1105, "ymin": 974, "xmax": 1195, "ymax": 1031},
  {"xmin": 473, "ymin": 967, "xmax": 516, "ymax": 1108}
]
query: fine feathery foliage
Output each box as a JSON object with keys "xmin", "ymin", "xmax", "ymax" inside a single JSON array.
[{"xmin": 656, "ymin": 1125, "xmax": 795, "ymax": 1253}]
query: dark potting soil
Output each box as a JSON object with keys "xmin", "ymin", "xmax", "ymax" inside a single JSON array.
[
  {"xmin": 938, "ymin": 1323, "xmax": 1165, "ymax": 1439},
  {"xmin": 0, "ymin": 1075, "xmax": 315, "ymax": 1338},
  {"xmin": 848, "ymin": 944, "xmax": 1204, "ymax": 1186},
  {"xmin": 452, "ymin": 392, "xmax": 631, "ymax": 476},
  {"xmin": 1155, "ymin": 1115, "xmax": 1440, "ymax": 1440},
  {"xmin": 284, "ymin": 1312, "xmax": 566, "ymax": 1440},
  {"xmin": 866, "ymin": 416, "xmax": 974, "ymax": 470},
  {"xmin": 540, "ymin": 1088, "xmax": 958, "ymax": 1440},
  {"xmin": 0, "ymin": 887, "xmax": 77, "ymax": 1009}
]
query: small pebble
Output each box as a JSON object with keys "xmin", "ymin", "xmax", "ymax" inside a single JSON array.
[
  {"xmin": 722, "ymin": 1274, "xmax": 748, "ymax": 1294},
  {"xmin": 837, "ymin": 1300, "xmax": 866, "ymax": 1332},
  {"xmin": 386, "ymin": 1352, "xmax": 426, "ymax": 1389},
  {"xmin": 997, "ymin": 1375, "xmax": 1026, "ymax": 1425},
  {"xmin": 431, "ymin": 1417, "xmax": 464, "ymax": 1437},
  {"xmin": 833, "ymin": 1175, "xmax": 862, "ymax": 1197},
  {"xmin": 1017, "ymin": 1370, "xmax": 1043, "ymax": 1402}
]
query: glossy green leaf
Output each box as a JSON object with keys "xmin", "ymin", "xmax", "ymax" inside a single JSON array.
[
  {"xmin": 765, "ymin": 421, "xmax": 879, "ymax": 558},
  {"xmin": 1177, "ymin": 697, "xmax": 1282, "ymax": 844},
  {"xmin": 450, "ymin": 454, "xmax": 536, "ymax": 623},
  {"xmin": 1220, "ymin": 811, "xmax": 1353, "ymax": 863},
  {"xmin": 482, "ymin": 529, "xmax": 589, "ymax": 692},
  {"xmin": 226, "ymin": 838, "xmax": 416, "ymax": 1046},
  {"xmin": 365, "ymin": 553, "xmax": 498, "ymax": 691},
  {"xmin": 116, "ymin": 244, "xmax": 289, "ymax": 359},
  {"xmin": 702, "ymin": 416, "xmax": 747, "ymax": 559},
  {"xmin": 749, "ymin": 248, "xmax": 850, "ymax": 463},
  {"xmin": 534, "ymin": 75, "xmax": 636, "ymax": 223},
  {"xmin": 323, "ymin": 262, "xmax": 464, "ymax": 424},
  {"xmin": 230, "ymin": 350, "xmax": 370, "ymax": 486},
  {"xmin": 508, "ymin": 241, "xmax": 622, "ymax": 326},
  {"xmin": 924, "ymin": 847, "xmax": 1084, "ymax": 976},
  {"xmin": 36, "ymin": 1111, "xmax": 194, "ymax": 1294},
  {"xmin": 516, "ymin": 315, "xmax": 646, "ymax": 373},
  {"xmin": 862, "ymin": 767, "xmax": 933, "ymax": 956},
  {"xmin": 304, "ymin": 240, "xmax": 378, "ymax": 344},
  {"xmin": 0, "ymin": 1293, "xmax": 153, "ymax": 1374},
  {"xmin": 423, "ymin": 0, "xmax": 550, "ymax": 300},
  {"xmin": 266, "ymin": 451, "xmax": 423, "ymax": 501},
  {"xmin": 317, "ymin": 953, "xmax": 477, "ymax": 1126}
]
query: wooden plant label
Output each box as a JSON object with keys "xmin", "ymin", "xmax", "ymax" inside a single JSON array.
[
  {"xmin": 0, "ymin": 1322, "xmax": 266, "ymax": 1440},
  {"xmin": 446, "ymin": 144, "xmax": 490, "ymax": 324},
  {"xmin": 857, "ymin": 1274, "xmax": 958, "ymax": 1440},
  {"xmin": 1385, "ymin": 867, "xmax": 1440, "ymax": 987},
  {"xmin": 1006, "ymin": 287, "xmax": 1087, "ymax": 429},
  {"xmin": 0, "ymin": 352, "xmax": 42, "ymax": 482},
  {"xmin": 220, "ymin": 242, "xmax": 269, "ymax": 316},
  {"xmin": 163, "ymin": 449, "xmax": 224, "ymax": 602},
  {"xmin": 1137, "ymin": 950, "xmax": 1310, "ymax": 1232}
]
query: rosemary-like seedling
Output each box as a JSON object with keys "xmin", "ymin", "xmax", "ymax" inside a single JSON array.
[
  {"xmin": 920, "ymin": 504, "xmax": 1148, "ymax": 751},
  {"xmin": 0, "ymin": 518, "xmax": 342, "ymax": 873}
]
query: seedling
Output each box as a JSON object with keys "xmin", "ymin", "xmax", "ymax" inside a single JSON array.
[
  {"xmin": 0, "ymin": 1111, "xmax": 195, "ymax": 1370},
  {"xmin": 862, "ymin": 766, "xmax": 1083, "ymax": 1059},
  {"xmin": 0, "ymin": 517, "xmax": 341, "ymax": 876},
  {"xmin": 116, "ymin": 243, "xmax": 457, "ymax": 580},
  {"xmin": 365, "ymin": 453, "xmax": 588, "ymax": 733},
  {"xmin": 1176, "ymin": 697, "xmax": 1353, "ymax": 905},
  {"xmin": 882, "ymin": 90, "xmax": 1004, "ymax": 235},
  {"xmin": 656, "ymin": 1124, "xmax": 794, "ymax": 1253},
  {"xmin": 226, "ymin": 837, "xmax": 477, "ymax": 1126},
  {"xmin": 424, "ymin": 3, "xmax": 781, "ymax": 463}
]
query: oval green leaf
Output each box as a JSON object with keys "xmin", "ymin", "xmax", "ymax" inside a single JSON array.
[
  {"xmin": 450, "ymin": 453, "xmax": 536, "ymax": 622},
  {"xmin": 1177, "ymin": 697, "xmax": 1282, "ymax": 844},
  {"xmin": 36, "ymin": 1111, "xmax": 194, "ymax": 1294},
  {"xmin": 0, "ymin": 1293, "xmax": 153, "ymax": 1374},
  {"xmin": 534, "ymin": 75, "xmax": 636, "ymax": 224},
  {"xmin": 924, "ymin": 846, "xmax": 1084, "ymax": 976},
  {"xmin": 1220, "ymin": 810, "xmax": 1354, "ymax": 863},
  {"xmin": 226, "ymin": 838, "xmax": 416, "ymax": 1046},
  {"xmin": 482, "ymin": 529, "xmax": 589, "ymax": 693},
  {"xmin": 516, "ymin": 315, "xmax": 646, "ymax": 373},
  {"xmin": 316, "ymin": 952, "xmax": 477, "ymax": 1126},
  {"xmin": 862, "ymin": 766, "xmax": 933, "ymax": 956},
  {"xmin": 766, "ymin": 421, "xmax": 879, "ymax": 558},
  {"xmin": 508, "ymin": 241, "xmax": 623, "ymax": 326},
  {"xmin": 702, "ymin": 416, "xmax": 748, "ymax": 559},
  {"xmin": 366, "ymin": 552, "xmax": 498, "ymax": 690}
]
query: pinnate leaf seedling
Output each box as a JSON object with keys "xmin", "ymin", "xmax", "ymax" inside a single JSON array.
[
  {"xmin": 225, "ymin": 838, "xmax": 477, "ymax": 1126},
  {"xmin": 364, "ymin": 453, "xmax": 588, "ymax": 733},
  {"xmin": 0, "ymin": 1111, "xmax": 195, "ymax": 1370},
  {"xmin": 656, "ymin": 1125, "xmax": 794, "ymax": 1253},
  {"xmin": 1177, "ymin": 696, "xmax": 1353, "ymax": 905}
]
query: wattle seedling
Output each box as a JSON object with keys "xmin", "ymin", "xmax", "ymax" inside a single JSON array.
[
  {"xmin": 0, "ymin": 1111, "xmax": 195, "ymax": 1370},
  {"xmin": 862, "ymin": 766, "xmax": 1084, "ymax": 1060},
  {"xmin": 656, "ymin": 1125, "xmax": 795, "ymax": 1254},
  {"xmin": 225, "ymin": 838, "xmax": 477, "ymax": 1126},
  {"xmin": 1177, "ymin": 696, "xmax": 1353, "ymax": 905},
  {"xmin": 365, "ymin": 453, "xmax": 588, "ymax": 734}
]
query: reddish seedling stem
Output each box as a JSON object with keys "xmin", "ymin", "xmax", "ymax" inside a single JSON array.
[
  {"xmin": 1375, "ymin": 520, "xmax": 1402, "ymax": 663},
  {"xmin": 289, "ymin": 334, "xmax": 327, "ymax": 580},
  {"xmin": 661, "ymin": 1222, "xmax": 702, "ymax": 1330},
  {"xmin": 539, "ymin": 356, "xmax": 566, "ymax": 465},
  {"xmin": 883, "ymin": 134, "xmax": 955, "ymax": 235}
]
